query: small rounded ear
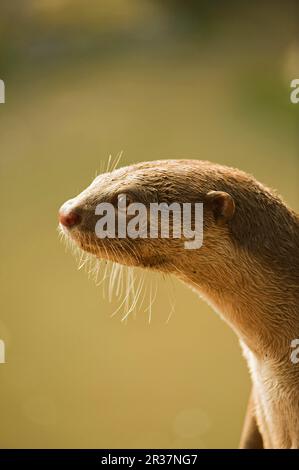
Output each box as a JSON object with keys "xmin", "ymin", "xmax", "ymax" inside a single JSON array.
[{"xmin": 205, "ymin": 190, "xmax": 235, "ymax": 225}]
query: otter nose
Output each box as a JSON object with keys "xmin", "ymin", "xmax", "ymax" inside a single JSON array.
[{"xmin": 59, "ymin": 201, "xmax": 81, "ymax": 228}]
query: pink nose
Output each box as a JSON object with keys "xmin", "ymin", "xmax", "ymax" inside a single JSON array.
[
  {"xmin": 59, "ymin": 202, "xmax": 81, "ymax": 228},
  {"xmin": 59, "ymin": 211, "xmax": 81, "ymax": 228}
]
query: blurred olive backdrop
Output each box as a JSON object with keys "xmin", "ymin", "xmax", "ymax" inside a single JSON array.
[{"xmin": 0, "ymin": 0, "xmax": 298, "ymax": 449}]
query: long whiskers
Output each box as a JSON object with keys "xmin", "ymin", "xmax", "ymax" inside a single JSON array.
[{"xmin": 58, "ymin": 151, "xmax": 177, "ymax": 323}]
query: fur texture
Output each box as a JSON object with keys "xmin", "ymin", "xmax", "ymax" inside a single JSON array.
[{"xmin": 60, "ymin": 160, "xmax": 299, "ymax": 448}]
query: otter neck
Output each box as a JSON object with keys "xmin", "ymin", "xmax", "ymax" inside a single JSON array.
[{"xmin": 178, "ymin": 248, "xmax": 298, "ymax": 359}]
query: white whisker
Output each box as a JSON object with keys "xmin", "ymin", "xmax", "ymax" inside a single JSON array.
[
  {"xmin": 106, "ymin": 154, "xmax": 112, "ymax": 173},
  {"xmin": 112, "ymin": 150, "xmax": 123, "ymax": 172},
  {"xmin": 58, "ymin": 191, "xmax": 176, "ymax": 324}
]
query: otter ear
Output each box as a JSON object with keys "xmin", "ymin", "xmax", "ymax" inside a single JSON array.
[{"xmin": 205, "ymin": 191, "xmax": 235, "ymax": 225}]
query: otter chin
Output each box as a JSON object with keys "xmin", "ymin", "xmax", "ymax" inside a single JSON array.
[{"xmin": 59, "ymin": 159, "xmax": 299, "ymax": 449}]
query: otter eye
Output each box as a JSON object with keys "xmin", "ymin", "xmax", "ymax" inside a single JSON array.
[
  {"xmin": 116, "ymin": 193, "xmax": 133, "ymax": 211},
  {"xmin": 118, "ymin": 194, "xmax": 127, "ymax": 205}
]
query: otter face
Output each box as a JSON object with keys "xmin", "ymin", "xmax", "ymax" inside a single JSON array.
[{"xmin": 58, "ymin": 161, "xmax": 235, "ymax": 272}]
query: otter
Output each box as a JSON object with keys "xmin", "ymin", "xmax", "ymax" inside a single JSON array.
[{"xmin": 58, "ymin": 160, "xmax": 299, "ymax": 449}]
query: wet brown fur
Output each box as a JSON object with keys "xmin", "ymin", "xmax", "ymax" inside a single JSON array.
[{"xmin": 61, "ymin": 160, "xmax": 299, "ymax": 449}]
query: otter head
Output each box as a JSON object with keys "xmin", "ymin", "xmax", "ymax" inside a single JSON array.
[{"xmin": 58, "ymin": 160, "xmax": 236, "ymax": 277}]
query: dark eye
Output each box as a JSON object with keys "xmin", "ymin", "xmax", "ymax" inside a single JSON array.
[
  {"xmin": 113, "ymin": 193, "xmax": 134, "ymax": 210},
  {"xmin": 117, "ymin": 194, "xmax": 128, "ymax": 207}
]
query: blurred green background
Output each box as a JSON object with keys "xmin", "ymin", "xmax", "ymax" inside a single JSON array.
[{"xmin": 0, "ymin": 0, "xmax": 298, "ymax": 449}]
